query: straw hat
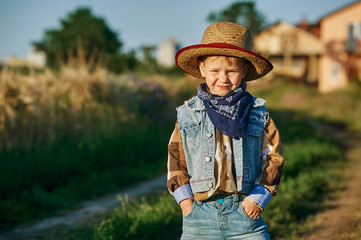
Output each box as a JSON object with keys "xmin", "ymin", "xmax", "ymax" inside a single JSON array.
[{"xmin": 175, "ymin": 22, "xmax": 273, "ymax": 81}]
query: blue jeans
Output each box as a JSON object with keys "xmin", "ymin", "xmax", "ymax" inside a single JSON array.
[{"xmin": 181, "ymin": 194, "xmax": 270, "ymax": 240}]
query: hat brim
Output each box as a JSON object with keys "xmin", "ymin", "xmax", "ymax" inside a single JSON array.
[{"xmin": 175, "ymin": 43, "xmax": 273, "ymax": 81}]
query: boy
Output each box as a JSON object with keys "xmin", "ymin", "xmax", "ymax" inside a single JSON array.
[{"xmin": 167, "ymin": 22, "xmax": 284, "ymax": 239}]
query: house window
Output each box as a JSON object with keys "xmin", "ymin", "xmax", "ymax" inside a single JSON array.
[
  {"xmin": 346, "ymin": 22, "xmax": 361, "ymax": 52},
  {"xmin": 331, "ymin": 62, "xmax": 340, "ymax": 84},
  {"xmin": 353, "ymin": 22, "xmax": 361, "ymax": 38}
]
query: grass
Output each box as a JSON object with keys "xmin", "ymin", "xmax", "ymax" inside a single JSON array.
[
  {"xmin": 67, "ymin": 77, "xmax": 358, "ymax": 240},
  {"xmin": 261, "ymin": 111, "xmax": 344, "ymax": 238},
  {"xmin": 72, "ymin": 107, "xmax": 341, "ymax": 240},
  {"xmin": 94, "ymin": 194, "xmax": 182, "ymax": 240},
  {"xmin": 42, "ymin": 194, "xmax": 182, "ymax": 240},
  {"xmin": 0, "ymin": 61, "xmax": 195, "ymax": 228},
  {"xmin": 248, "ymin": 77, "xmax": 361, "ymax": 132},
  {"xmin": 2, "ymin": 64, "xmax": 360, "ymax": 239},
  {"xmin": 0, "ymin": 122, "xmax": 172, "ymax": 227}
]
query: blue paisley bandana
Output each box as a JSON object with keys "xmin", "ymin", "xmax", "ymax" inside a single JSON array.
[{"xmin": 197, "ymin": 82, "xmax": 253, "ymax": 139}]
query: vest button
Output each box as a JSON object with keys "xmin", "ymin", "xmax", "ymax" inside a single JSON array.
[
  {"xmin": 205, "ymin": 157, "xmax": 211, "ymax": 162},
  {"xmin": 208, "ymin": 182, "xmax": 213, "ymax": 188},
  {"xmin": 207, "ymin": 132, "xmax": 213, "ymax": 138}
]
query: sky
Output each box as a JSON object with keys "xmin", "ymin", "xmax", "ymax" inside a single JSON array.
[{"xmin": 0, "ymin": 0, "xmax": 357, "ymax": 60}]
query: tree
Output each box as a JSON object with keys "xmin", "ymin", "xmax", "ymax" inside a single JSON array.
[
  {"xmin": 106, "ymin": 51, "xmax": 138, "ymax": 74},
  {"xmin": 207, "ymin": 1, "xmax": 266, "ymax": 35},
  {"xmin": 33, "ymin": 7, "xmax": 122, "ymax": 68}
]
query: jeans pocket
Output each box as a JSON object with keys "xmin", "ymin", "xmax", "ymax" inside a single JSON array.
[
  {"xmin": 183, "ymin": 201, "xmax": 198, "ymax": 219},
  {"xmin": 238, "ymin": 204, "xmax": 259, "ymax": 222}
]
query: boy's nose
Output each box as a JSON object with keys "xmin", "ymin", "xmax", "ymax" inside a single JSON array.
[{"xmin": 219, "ymin": 72, "xmax": 228, "ymax": 82}]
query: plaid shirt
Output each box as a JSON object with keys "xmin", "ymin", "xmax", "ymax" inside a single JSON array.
[{"xmin": 167, "ymin": 115, "xmax": 284, "ymax": 208}]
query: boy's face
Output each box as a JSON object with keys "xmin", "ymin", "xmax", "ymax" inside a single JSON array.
[{"xmin": 199, "ymin": 56, "xmax": 249, "ymax": 96}]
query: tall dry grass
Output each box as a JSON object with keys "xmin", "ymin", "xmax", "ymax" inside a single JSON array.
[
  {"xmin": 1, "ymin": 61, "xmax": 100, "ymax": 151},
  {"xmin": 0, "ymin": 58, "xmax": 179, "ymax": 153},
  {"xmin": 0, "ymin": 58, "xmax": 190, "ymax": 226}
]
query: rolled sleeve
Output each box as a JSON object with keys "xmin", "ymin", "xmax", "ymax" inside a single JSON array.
[
  {"xmin": 173, "ymin": 184, "xmax": 194, "ymax": 204},
  {"xmin": 248, "ymin": 184, "xmax": 272, "ymax": 210}
]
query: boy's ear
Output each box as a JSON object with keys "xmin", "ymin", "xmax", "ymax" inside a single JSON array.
[{"xmin": 199, "ymin": 62, "xmax": 206, "ymax": 78}]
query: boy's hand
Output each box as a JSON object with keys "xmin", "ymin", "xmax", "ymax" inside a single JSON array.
[
  {"xmin": 241, "ymin": 197, "xmax": 262, "ymax": 219},
  {"xmin": 180, "ymin": 198, "xmax": 194, "ymax": 217}
]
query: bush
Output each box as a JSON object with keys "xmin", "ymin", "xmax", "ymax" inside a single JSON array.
[{"xmin": 94, "ymin": 194, "xmax": 182, "ymax": 240}]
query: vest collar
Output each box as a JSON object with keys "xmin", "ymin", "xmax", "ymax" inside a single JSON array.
[
  {"xmin": 253, "ymin": 97, "xmax": 266, "ymax": 107},
  {"xmin": 184, "ymin": 96, "xmax": 205, "ymax": 111}
]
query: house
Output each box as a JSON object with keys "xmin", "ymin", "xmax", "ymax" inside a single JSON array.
[
  {"xmin": 254, "ymin": 21, "xmax": 324, "ymax": 85},
  {"xmin": 26, "ymin": 48, "xmax": 46, "ymax": 68},
  {"xmin": 318, "ymin": 0, "xmax": 361, "ymax": 92},
  {"xmin": 298, "ymin": 18, "xmax": 321, "ymax": 38},
  {"xmin": 2, "ymin": 48, "xmax": 46, "ymax": 69},
  {"xmin": 156, "ymin": 37, "xmax": 180, "ymax": 67}
]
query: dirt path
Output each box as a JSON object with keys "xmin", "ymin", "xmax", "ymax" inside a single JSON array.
[
  {"xmin": 0, "ymin": 175, "xmax": 167, "ymax": 240},
  {"xmin": 299, "ymin": 120, "xmax": 361, "ymax": 240}
]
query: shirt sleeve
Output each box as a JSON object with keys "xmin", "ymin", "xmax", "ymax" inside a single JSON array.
[
  {"xmin": 248, "ymin": 114, "xmax": 284, "ymax": 210},
  {"xmin": 167, "ymin": 122, "xmax": 193, "ymax": 204}
]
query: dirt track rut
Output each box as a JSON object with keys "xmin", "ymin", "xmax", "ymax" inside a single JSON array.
[
  {"xmin": 0, "ymin": 175, "xmax": 167, "ymax": 240},
  {"xmin": 299, "ymin": 120, "xmax": 361, "ymax": 240}
]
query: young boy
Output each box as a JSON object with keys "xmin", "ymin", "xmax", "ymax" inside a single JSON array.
[{"xmin": 167, "ymin": 22, "xmax": 284, "ymax": 239}]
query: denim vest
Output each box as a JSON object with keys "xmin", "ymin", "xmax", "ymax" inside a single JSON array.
[{"xmin": 177, "ymin": 96, "xmax": 267, "ymax": 194}]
